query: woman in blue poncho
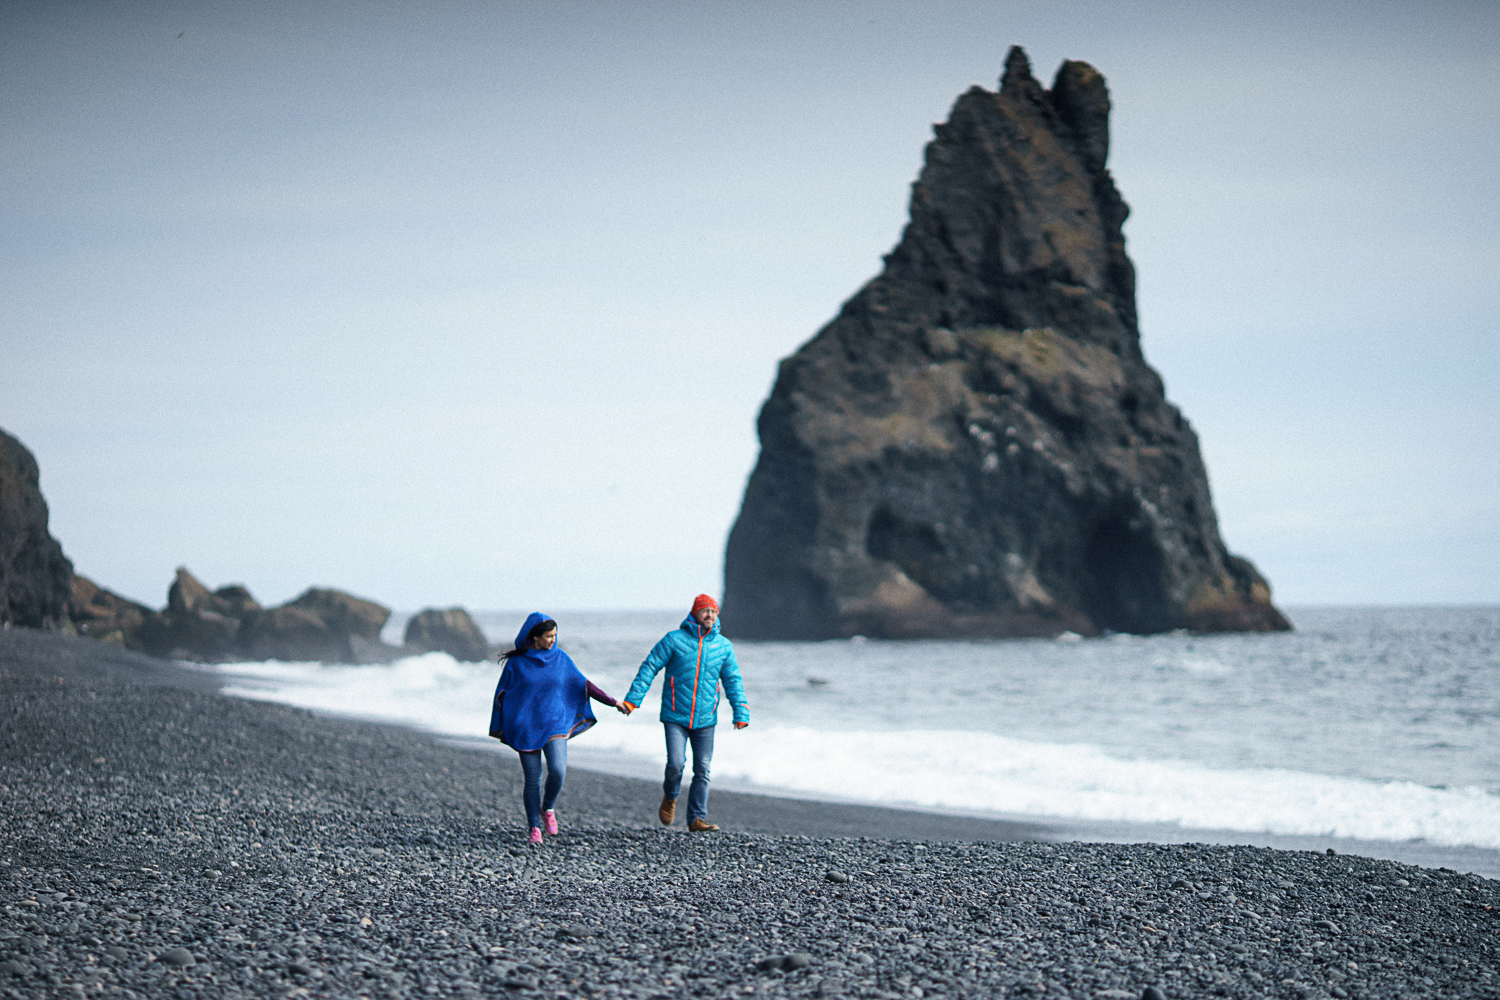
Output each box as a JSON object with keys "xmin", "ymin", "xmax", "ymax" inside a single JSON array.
[{"xmin": 489, "ymin": 612, "xmax": 618, "ymax": 843}]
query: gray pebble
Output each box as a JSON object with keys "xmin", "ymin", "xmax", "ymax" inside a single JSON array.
[
  {"xmin": 3, "ymin": 627, "xmax": 1492, "ymax": 1000},
  {"xmin": 827, "ymin": 870, "xmax": 851, "ymax": 883},
  {"xmin": 157, "ymin": 947, "xmax": 195, "ymax": 967}
]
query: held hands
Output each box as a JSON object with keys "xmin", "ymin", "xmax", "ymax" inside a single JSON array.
[{"xmin": 613, "ymin": 698, "xmax": 740, "ymax": 726}]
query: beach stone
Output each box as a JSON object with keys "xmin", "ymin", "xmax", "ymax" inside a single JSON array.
[
  {"xmin": 827, "ymin": 871, "xmax": 851, "ymax": 883},
  {"xmin": 157, "ymin": 947, "xmax": 195, "ymax": 967},
  {"xmin": 1315, "ymin": 919, "xmax": 1341, "ymax": 932},
  {"xmin": 784, "ymin": 953, "xmax": 813, "ymax": 971},
  {"xmin": 1141, "ymin": 988, "xmax": 1166, "ymax": 1000}
]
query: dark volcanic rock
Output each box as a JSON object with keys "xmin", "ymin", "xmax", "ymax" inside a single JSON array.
[
  {"xmin": 0, "ymin": 427, "xmax": 73, "ymax": 629},
  {"xmin": 166, "ymin": 564, "xmax": 264, "ymax": 619},
  {"xmin": 82, "ymin": 566, "xmax": 401, "ymax": 663},
  {"xmin": 71, "ymin": 566, "xmax": 400, "ymax": 663},
  {"xmin": 69, "ymin": 573, "xmax": 160, "ymax": 649},
  {"xmin": 146, "ymin": 566, "xmax": 248, "ymax": 658},
  {"xmin": 239, "ymin": 586, "xmax": 393, "ymax": 662},
  {"xmin": 724, "ymin": 48, "xmax": 1289, "ymax": 640},
  {"xmin": 404, "ymin": 606, "xmax": 491, "ymax": 661}
]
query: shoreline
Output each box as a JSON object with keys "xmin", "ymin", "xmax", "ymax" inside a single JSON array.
[
  {"xmin": 2, "ymin": 626, "xmax": 1497, "ymax": 999},
  {"xmin": 212, "ymin": 641, "xmax": 1500, "ymax": 881}
]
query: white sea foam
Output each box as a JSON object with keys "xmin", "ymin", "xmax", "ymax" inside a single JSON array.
[
  {"xmin": 213, "ymin": 648, "xmax": 1500, "ymax": 851},
  {"xmin": 219, "ymin": 653, "xmax": 495, "ymax": 737}
]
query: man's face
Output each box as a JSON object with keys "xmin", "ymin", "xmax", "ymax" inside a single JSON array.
[
  {"xmin": 532, "ymin": 627, "xmax": 558, "ymax": 651},
  {"xmin": 693, "ymin": 606, "xmax": 718, "ymax": 631}
]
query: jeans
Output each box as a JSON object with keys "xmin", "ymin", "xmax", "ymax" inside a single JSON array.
[
  {"xmin": 663, "ymin": 722, "xmax": 716, "ymax": 822},
  {"xmin": 517, "ymin": 737, "xmax": 567, "ymax": 831}
]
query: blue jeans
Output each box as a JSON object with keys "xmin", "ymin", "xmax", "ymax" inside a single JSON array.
[
  {"xmin": 664, "ymin": 722, "xmax": 715, "ymax": 822},
  {"xmin": 517, "ymin": 738, "xmax": 567, "ymax": 831}
]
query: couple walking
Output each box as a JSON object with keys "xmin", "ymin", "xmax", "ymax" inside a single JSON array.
[{"xmin": 487, "ymin": 594, "xmax": 749, "ymax": 843}]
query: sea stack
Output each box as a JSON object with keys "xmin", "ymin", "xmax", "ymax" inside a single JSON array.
[{"xmin": 723, "ymin": 47, "xmax": 1289, "ymax": 640}]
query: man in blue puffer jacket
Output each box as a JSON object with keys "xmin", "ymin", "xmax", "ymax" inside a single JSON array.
[{"xmin": 619, "ymin": 594, "xmax": 749, "ymax": 831}]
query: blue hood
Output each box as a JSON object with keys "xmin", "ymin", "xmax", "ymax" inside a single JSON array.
[{"xmin": 514, "ymin": 611, "xmax": 555, "ymax": 652}]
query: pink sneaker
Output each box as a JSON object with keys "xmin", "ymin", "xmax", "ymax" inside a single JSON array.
[
  {"xmin": 543, "ymin": 810, "xmax": 559, "ymax": 835},
  {"xmin": 528, "ymin": 827, "xmax": 542, "ymax": 845}
]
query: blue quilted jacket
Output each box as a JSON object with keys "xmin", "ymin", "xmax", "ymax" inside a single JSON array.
[{"xmin": 623, "ymin": 615, "xmax": 748, "ymax": 728}]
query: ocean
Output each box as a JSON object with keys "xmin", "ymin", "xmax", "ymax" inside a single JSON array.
[{"xmin": 208, "ymin": 606, "xmax": 1500, "ymax": 877}]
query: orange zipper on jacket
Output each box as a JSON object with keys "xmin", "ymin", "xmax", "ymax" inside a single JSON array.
[
  {"xmin": 670, "ymin": 676, "xmax": 676, "ymax": 712},
  {"xmin": 689, "ymin": 625, "xmax": 705, "ymax": 728}
]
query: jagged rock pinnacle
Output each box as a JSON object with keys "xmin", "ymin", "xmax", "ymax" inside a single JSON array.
[{"xmin": 722, "ymin": 50, "xmax": 1288, "ymax": 641}]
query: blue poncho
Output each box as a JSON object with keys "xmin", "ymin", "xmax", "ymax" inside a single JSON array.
[{"xmin": 488, "ymin": 612, "xmax": 597, "ymax": 752}]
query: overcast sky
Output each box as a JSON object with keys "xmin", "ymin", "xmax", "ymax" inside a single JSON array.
[{"xmin": 3, "ymin": 0, "xmax": 1496, "ymax": 613}]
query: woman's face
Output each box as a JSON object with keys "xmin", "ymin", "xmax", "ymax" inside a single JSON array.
[{"xmin": 531, "ymin": 627, "xmax": 558, "ymax": 651}]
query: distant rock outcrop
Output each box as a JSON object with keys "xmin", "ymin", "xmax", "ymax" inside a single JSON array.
[
  {"xmin": 0, "ymin": 429, "xmax": 73, "ymax": 629},
  {"xmin": 173, "ymin": 580, "xmax": 387, "ymax": 663},
  {"xmin": 0, "ymin": 426, "xmax": 435, "ymax": 661},
  {"xmin": 724, "ymin": 47, "xmax": 1289, "ymax": 640},
  {"xmin": 404, "ymin": 607, "xmax": 490, "ymax": 661},
  {"xmin": 238, "ymin": 586, "xmax": 393, "ymax": 663},
  {"xmin": 141, "ymin": 566, "xmax": 256, "ymax": 659},
  {"xmin": 70, "ymin": 574, "xmax": 159, "ymax": 648},
  {"xmin": 70, "ymin": 566, "xmax": 402, "ymax": 663}
]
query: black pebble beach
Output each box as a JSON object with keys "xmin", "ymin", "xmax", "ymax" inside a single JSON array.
[{"xmin": 2, "ymin": 628, "xmax": 1497, "ymax": 999}]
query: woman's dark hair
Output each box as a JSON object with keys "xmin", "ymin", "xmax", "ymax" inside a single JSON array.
[{"xmin": 499, "ymin": 619, "xmax": 557, "ymax": 660}]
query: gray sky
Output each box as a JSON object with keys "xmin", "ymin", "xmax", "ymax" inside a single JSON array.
[{"xmin": 3, "ymin": 0, "xmax": 1497, "ymax": 613}]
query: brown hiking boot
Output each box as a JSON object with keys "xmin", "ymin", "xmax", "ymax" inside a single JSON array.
[
  {"xmin": 688, "ymin": 818, "xmax": 719, "ymax": 832},
  {"xmin": 658, "ymin": 797, "xmax": 677, "ymax": 826}
]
